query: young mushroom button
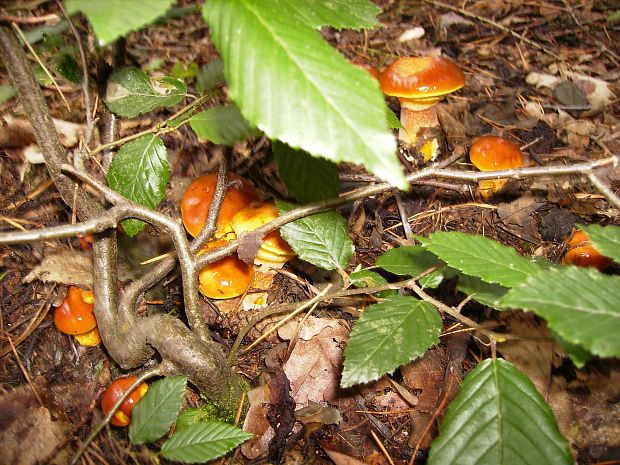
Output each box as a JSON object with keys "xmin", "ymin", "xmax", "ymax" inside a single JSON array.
[
  {"xmin": 101, "ymin": 376, "xmax": 149, "ymax": 427},
  {"xmin": 181, "ymin": 173, "xmax": 259, "ymax": 238},
  {"xmin": 469, "ymin": 135, "xmax": 524, "ymax": 199},
  {"xmin": 379, "ymin": 56, "xmax": 465, "ymax": 155},
  {"xmin": 54, "ymin": 286, "xmax": 100, "ymax": 344}
]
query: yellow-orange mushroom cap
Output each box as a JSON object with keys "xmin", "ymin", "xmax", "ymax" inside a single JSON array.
[
  {"xmin": 379, "ymin": 56, "xmax": 465, "ymax": 108},
  {"xmin": 561, "ymin": 230, "xmax": 613, "ymax": 271},
  {"xmin": 469, "ymin": 135, "xmax": 524, "ymax": 199},
  {"xmin": 198, "ymin": 240, "xmax": 254, "ymax": 299},
  {"xmin": 231, "ymin": 201, "xmax": 295, "ymax": 263},
  {"xmin": 54, "ymin": 286, "xmax": 97, "ymax": 335},
  {"xmin": 181, "ymin": 173, "xmax": 259, "ymax": 238},
  {"xmin": 469, "ymin": 135, "xmax": 524, "ymax": 171}
]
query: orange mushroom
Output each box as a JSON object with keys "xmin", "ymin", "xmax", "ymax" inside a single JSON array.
[
  {"xmin": 561, "ymin": 230, "xmax": 613, "ymax": 271},
  {"xmin": 379, "ymin": 56, "xmax": 464, "ymax": 153},
  {"xmin": 54, "ymin": 286, "xmax": 99, "ymax": 346},
  {"xmin": 469, "ymin": 135, "xmax": 524, "ymax": 199},
  {"xmin": 101, "ymin": 376, "xmax": 149, "ymax": 427},
  {"xmin": 230, "ymin": 201, "xmax": 295, "ymax": 265},
  {"xmin": 198, "ymin": 240, "xmax": 254, "ymax": 299},
  {"xmin": 181, "ymin": 173, "xmax": 259, "ymax": 238}
]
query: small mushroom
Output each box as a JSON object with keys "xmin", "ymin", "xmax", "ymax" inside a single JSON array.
[
  {"xmin": 198, "ymin": 240, "xmax": 254, "ymax": 299},
  {"xmin": 101, "ymin": 376, "xmax": 149, "ymax": 427},
  {"xmin": 54, "ymin": 286, "xmax": 100, "ymax": 346},
  {"xmin": 469, "ymin": 135, "xmax": 524, "ymax": 199},
  {"xmin": 230, "ymin": 201, "xmax": 295, "ymax": 265},
  {"xmin": 379, "ymin": 56, "xmax": 465, "ymax": 156},
  {"xmin": 561, "ymin": 229, "xmax": 613, "ymax": 271},
  {"xmin": 181, "ymin": 173, "xmax": 259, "ymax": 238}
]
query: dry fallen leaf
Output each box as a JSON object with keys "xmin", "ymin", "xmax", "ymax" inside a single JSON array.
[
  {"xmin": 279, "ymin": 316, "xmax": 348, "ymax": 406},
  {"xmin": 24, "ymin": 248, "xmax": 93, "ymax": 289}
]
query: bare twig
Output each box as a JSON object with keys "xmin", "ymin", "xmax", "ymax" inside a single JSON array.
[
  {"xmin": 0, "ymin": 12, "xmax": 60, "ymax": 24},
  {"xmin": 11, "ymin": 22, "xmax": 71, "ymax": 111},
  {"xmin": 88, "ymin": 93, "xmax": 211, "ymax": 156},
  {"xmin": 61, "ymin": 165, "xmax": 208, "ymax": 342},
  {"xmin": 586, "ymin": 172, "xmax": 620, "ymax": 210},
  {"xmin": 56, "ymin": 0, "xmax": 94, "ymax": 147}
]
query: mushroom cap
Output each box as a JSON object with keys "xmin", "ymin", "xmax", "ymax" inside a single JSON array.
[
  {"xmin": 54, "ymin": 286, "xmax": 97, "ymax": 335},
  {"xmin": 101, "ymin": 376, "xmax": 149, "ymax": 427},
  {"xmin": 379, "ymin": 56, "xmax": 465, "ymax": 103},
  {"xmin": 231, "ymin": 201, "xmax": 295, "ymax": 263},
  {"xmin": 561, "ymin": 230, "xmax": 613, "ymax": 271},
  {"xmin": 181, "ymin": 173, "xmax": 259, "ymax": 238},
  {"xmin": 469, "ymin": 135, "xmax": 524, "ymax": 171},
  {"xmin": 198, "ymin": 240, "xmax": 254, "ymax": 299}
]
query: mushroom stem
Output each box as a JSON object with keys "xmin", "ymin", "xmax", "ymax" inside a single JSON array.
[{"xmin": 398, "ymin": 103, "xmax": 438, "ymax": 147}]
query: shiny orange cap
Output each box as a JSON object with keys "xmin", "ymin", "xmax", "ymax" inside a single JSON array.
[
  {"xmin": 101, "ymin": 376, "xmax": 149, "ymax": 427},
  {"xmin": 54, "ymin": 286, "xmax": 97, "ymax": 335},
  {"xmin": 198, "ymin": 240, "xmax": 254, "ymax": 299},
  {"xmin": 469, "ymin": 135, "xmax": 524, "ymax": 171},
  {"xmin": 181, "ymin": 173, "xmax": 259, "ymax": 238},
  {"xmin": 379, "ymin": 56, "xmax": 465, "ymax": 102}
]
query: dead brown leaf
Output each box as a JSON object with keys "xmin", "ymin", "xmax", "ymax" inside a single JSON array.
[
  {"xmin": 24, "ymin": 248, "xmax": 93, "ymax": 289},
  {"xmin": 279, "ymin": 316, "xmax": 348, "ymax": 406}
]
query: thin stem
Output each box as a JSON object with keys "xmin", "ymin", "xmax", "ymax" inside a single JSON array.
[
  {"xmin": 56, "ymin": 0, "xmax": 94, "ymax": 147},
  {"xmin": 11, "ymin": 22, "xmax": 70, "ymax": 111},
  {"xmin": 587, "ymin": 172, "xmax": 620, "ymax": 210},
  {"xmin": 193, "ymin": 148, "xmax": 232, "ymax": 249},
  {"xmin": 89, "ymin": 94, "xmax": 211, "ymax": 156}
]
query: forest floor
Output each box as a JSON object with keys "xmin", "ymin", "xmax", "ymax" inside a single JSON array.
[{"xmin": 1, "ymin": 0, "xmax": 619, "ymax": 464}]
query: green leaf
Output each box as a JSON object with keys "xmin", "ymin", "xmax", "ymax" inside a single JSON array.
[
  {"xmin": 551, "ymin": 331, "xmax": 592, "ymax": 369},
  {"xmin": 55, "ymin": 53, "xmax": 82, "ymax": 84},
  {"xmin": 0, "ymin": 85, "xmax": 16, "ymax": 104},
  {"xmin": 341, "ymin": 296, "xmax": 441, "ymax": 388},
  {"xmin": 608, "ymin": 10, "xmax": 620, "ymax": 21},
  {"xmin": 188, "ymin": 105, "xmax": 258, "ymax": 146},
  {"xmin": 457, "ymin": 274, "xmax": 509, "ymax": 309},
  {"xmin": 203, "ymin": 0, "xmax": 405, "ymax": 188},
  {"xmin": 428, "ymin": 359, "xmax": 572, "ymax": 465},
  {"xmin": 196, "ymin": 59, "xmax": 225, "ymax": 94},
  {"xmin": 276, "ymin": 0, "xmax": 381, "ymax": 30},
  {"xmin": 107, "ymin": 135, "xmax": 170, "ymax": 237},
  {"xmin": 160, "ymin": 422, "xmax": 252, "ymax": 463},
  {"xmin": 424, "ymin": 232, "xmax": 544, "ymax": 287},
  {"xmin": 105, "ymin": 67, "xmax": 186, "ymax": 118},
  {"xmin": 375, "ymin": 246, "xmax": 445, "ymax": 288},
  {"xmin": 171, "ymin": 61, "xmax": 199, "ymax": 81},
  {"xmin": 273, "ymin": 142, "xmax": 339, "ymax": 203},
  {"xmin": 277, "ymin": 201, "xmax": 354, "ymax": 270},
  {"xmin": 129, "ymin": 377, "xmax": 186, "ymax": 444},
  {"xmin": 582, "ymin": 224, "xmax": 620, "ymax": 263},
  {"xmin": 386, "ymin": 107, "xmax": 402, "ymax": 129},
  {"xmin": 349, "ymin": 269, "xmax": 395, "ymax": 298},
  {"xmin": 501, "ymin": 267, "xmax": 620, "ymax": 358},
  {"xmin": 65, "ymin": 0, "xmax": 176, "ymax": 46}
]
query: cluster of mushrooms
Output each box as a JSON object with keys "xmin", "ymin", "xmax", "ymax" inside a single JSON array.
[{"xmin": 181, "ymin": 173, "xmax": 295, "ymax": 300}]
